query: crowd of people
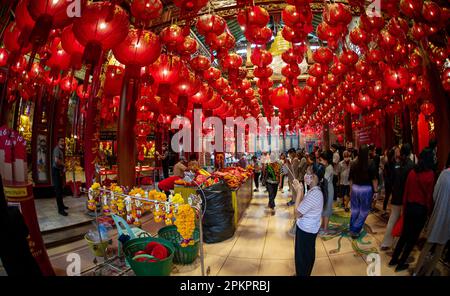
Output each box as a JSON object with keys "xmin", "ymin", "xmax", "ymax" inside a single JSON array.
[{"xmin": 251, "ymin": 140, "xmax": 449, "ymax": 276}]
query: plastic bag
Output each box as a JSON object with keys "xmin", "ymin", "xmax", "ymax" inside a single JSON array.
[
  {"xmin": 199, "ymin": 181, "xmax": 235, "ymax": 243},
  {"xmin": 86, "ymin": 222, "xmax": 111, "ymax": 243}
]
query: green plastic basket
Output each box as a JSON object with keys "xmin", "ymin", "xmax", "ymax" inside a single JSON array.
[
  {"xmin": 123, "ymin": 237, "xmax": 175, "ymax": 276},
  {"xmin": 158, "ymin": 225, "xmax": 200, "ymax": 265}
]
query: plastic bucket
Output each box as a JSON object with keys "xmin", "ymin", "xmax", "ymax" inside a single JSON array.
[
  {"xmin": 123, "ymin": 237, "xmax": 174, "ymax": 276},
  {"xmin": 85, "ymin": 234, "xmax": 110, "ymax": 257},
  {"xmin": 158, "ymin": 225, "xmax": 199, "ymax": 265}
]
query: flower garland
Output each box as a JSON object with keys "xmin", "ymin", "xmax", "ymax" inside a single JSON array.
[{"xmin": 174, "ymin": 204, "xmax": 196, "ymax": 247}]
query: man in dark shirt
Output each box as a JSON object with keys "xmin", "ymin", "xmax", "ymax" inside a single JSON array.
[
  {"xmin": 156, "ymin": 142, "xmax": 170, "ymax": 179},
  {"xmin": 52, "ymin": 137, "xmax": 68, "ymax": 216}
]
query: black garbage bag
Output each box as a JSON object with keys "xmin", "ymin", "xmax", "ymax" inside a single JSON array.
[{"xmin": 198, "ymin": 181, "xmax": 235, "ymax": 243}]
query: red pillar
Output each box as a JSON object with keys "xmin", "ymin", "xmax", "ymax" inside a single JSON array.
[{"xmin": 117, "ymin": 67, "xmax": 139, "ymax": 188}]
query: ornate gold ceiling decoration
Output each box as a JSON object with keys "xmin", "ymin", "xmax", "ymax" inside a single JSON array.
[{"xmin": 150, "ymin": 0, "xmax": 362, "ymax": 31}]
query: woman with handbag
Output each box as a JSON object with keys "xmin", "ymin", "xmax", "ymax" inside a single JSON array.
[{"xmin": 389, "ymin": 149, "xmax": 435, "ymax": 272}]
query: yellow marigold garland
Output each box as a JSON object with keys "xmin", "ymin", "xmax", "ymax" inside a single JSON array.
[{"xmin": 174, "ymin": 204, "xmax": 196, "ymax": 247}]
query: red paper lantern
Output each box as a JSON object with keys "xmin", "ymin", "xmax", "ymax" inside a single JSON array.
[
  {"xmin": 253, "ymin": 66, "xmax": 273, "ymax": 79},
  {"xmin": 237, "ymin": 6, "xmax": 270, "ymax": 28},
  {"xmin": 113, "ymin": 29, "xmax": 160, "ymax": 67},
  {"xmin": 203, "ymin": 67, "xmax": 221, "ymax": 82},
  {"xmin": 308, "ymin": 63, "xmax": 327, "ymax": 77},
  {"xmin": 420, "ymin": 100, "xmax": 435, "ymax": 116},
  {"xmin": 350, "ymin": 26, "xmax": 368, "ymax": 49},
  {"xmin": 3, "ymin": 22, "xmax": 32, "ymax": 54},
  {"xmin": 345, "ymin": 102, "xmax": 362, "ymax": 114},
  {"xmin": 384, "ymin": 67, "xmax": 410, "ymax": 89},
  {"xmin": 77, "ymin": 84, "xmax": 91, "ymax": 101},
  {"xmin": 313, "ymin": 47, "xmax": 333, "ymax": 64},
  {"xmin": 46, "ymin": 38, "xmax": 71, "ymax": 71},
  {"xmin": 323, "ymin": 3, "xmax": 352, "ymax": 26},
  {"xmin": 282, "ymin": 63, "xmax": 301, "ymax": 79},
  {"xmin": 0, "ymin": 48, "xmax": 9, "ymax": 67},
  {"xmin": 104, "ymin": 65, "xmax": 125, "ymax": 97},
  {"xmin": 222, "ymin": 53, "xmax": 243, "ymax": 70},
  {"xmin": 356, "ymin": 92, "xmax": 373, "ymax": 109},
  {"xmin": 360, "ymin": 12, "xmax": 385, "ymax": 34},
  {"xmin": 15, "ymin": 0, "xmax": 35, "ymax": 33},
  {"xmin": 173, "ymin": 0, "xmax": 208, "ymax": 14},
  {"xmin": 282, "ymin": 48, "xmax": 303, "ymax": 64},
  {"xmin": 196, "ymin": 14, "xmax": 226, "ymax": 37},
  {"xmin": 339, "ymin": 49, "xmax": 358, "ymax": 66},
  {"xmin": 61, "ymin": 25, "xmax": 85, "ymax": 69},
  {"xmin": 190, "ymin": 83, "xmax": 212, "ymax": 104},
  {"xmin": 400, "ymin": 0, "xmax": 423, "ymax": 18},
  {"xmin": 245, "ymin": 26, "xmax": 273, "ymax": 45},
  {"xmin": 385, "ymin": 100, "xmax": 402, "ymax": 114},
  {"xmin": 190, "ymin": 55, "xmax": 211, "ymax": 72},
  {"xmin": 330, "ymin": 62, "xmax": 348, "ymax": 76},
  {"xmin": 251, "ymin": 48, "xmax": 272, "ymax": 67},
  {"xmin": 60, "ymin": 76, "xmax": 78, "ymax": 92},
  {"xmin": 131, "ymin": 0, "xmax": 163, "ymax": 22},
  {"xmin": 159, "ymin": 25, "xmax": 184, "ymax": 51},
  {"xmin": 282, "ymin": 26, "xmax": 307, "ymax": 43},
  {"xmin": 171, "ymin": 69, "xmax": 200, "ymax": 97},
  {"xmin": 208, "ymin": 32, "xmax": 235, "ymax": 51},
  {"xmin": 150, "ymin": 54, "xmax": 182, "ymax": 85},
  {"xmin": 282, "ymin": 5, "xmax": 312, "ymax": 28},
  {"xmin": 10, "ymin": 56, "xmax": 27, "ymax": 73}
]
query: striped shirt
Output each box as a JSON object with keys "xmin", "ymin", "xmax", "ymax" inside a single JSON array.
[{"xmin": 296, "ymin": 186, "xmax": 324, "ymax": 234}]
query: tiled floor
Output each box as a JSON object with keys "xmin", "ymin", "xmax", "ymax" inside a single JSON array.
[
  {"xmin": 36, "ymin": 187, "xmax": 450, "ymax": 276},
  {"xmin": 35, "ymin": 195, "xmax": 93, "ymax": 232}
]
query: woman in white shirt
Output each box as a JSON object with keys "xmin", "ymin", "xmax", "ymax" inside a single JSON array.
[{"xmin": 293, "ymin": 162, "xmax": 326, "ymax": 276}]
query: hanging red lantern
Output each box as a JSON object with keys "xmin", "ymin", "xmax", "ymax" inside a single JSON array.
[
  {"xmin": 251, "ymin": 48, "xmax": 272, "ymax": 67},
  {"xmin": 244, "ymin": 26, "xmax": 273, "ymax": 45},
  {"xmin": 150, "ymin": 54, "xmax": 182, "ymax": 85},
  {"xmin": 281, "ymin": 63, "xmax": 301, "ymax": 79},
  {"xmin": 237, "ymin": 6, "xmax": 270, "ymax": 29},
  {"xmin": 308, "ymin": 63, "xmax": 327, "ymax": 77},
  {"xmin": 356, "ymin": 92, "xmax": 373, "ymax": 109},
  {"xmin": 324, "ymin": 3, "xmax": 352, "ymax": 26},
  {"xmin": 282, "ymin": 48, "xmax": 303, "ymax": 65},
  {"xmin": 350, "ymin": 26, "xmax": 368, "ymax": 49},
  {"xmin": 113, "ymin": 29, "xmax": 160, "ymax": 67},
  {"xmin": 173, "ymin": 0, "xmax": 208, "ymax": 14},
  {"xmin": 159, "ymin": 25, "xmax": 184, "ymax": 51},
  {"xmin": 339, "ymin": 49, "xmax": 358, "ymax": 66},
  {"xmin": 10, "ymin": 56, "xmax": 27, "ymax": 73},
  {"xmin": 420, "ymin": 100, "xmax": 435, "ymax": 116},
  {"xmin": 208, "ymin": 32, "xmax": 235, "ymax": 51},
  {"xmin": 3, "ymin": 22, "xmax": 32, "ymax": 54},
  {"xmin": 61, "ymin": 25, "xmax": 85, "ymax": 70},
  {"xmin": 73, "ymin": 1, "xmax": 129, "ymax": 78},
  {"xmin": 196, "ymin": 14, "xmax": 226, "ymax": 37},
  {"xmin": 384, "ymin": 66, "xmax": 410, "ymax": 89},
  {"xmin": 253, "ymin": 66, "xmax": 273, "ymax": 79},
  {"xmin": 222, "ymin": 53, "xmax": 243, "ymax": 71},
  {"xmin": 190, "ymin": 83, "xmax": 212, "ymax": 104},
  {"xmin": 176, "ymin": 36, "xmax": 197, "ymax": 58},
  {"xmin": 360, "ymin": 12, "xmax": 385, "ymax": 35},
  {"xmin": 270, "ymin": 86, "xmax": 291, "ymax": 110},
  {"xmin": 330, "ymin": 62, "xmax": 348, "ymax": 76},
  {"xmin": 400, "ymin": 0, "xmax": 424, "ymax": 18},
  {"xmin": 212, "ymin": 77, "xmax": 229, "ymax": 92},
  {"xmin": 171, "ymin": 69, "xmax": 200, "ymax": 98},
  {"xmin": 131, "ymin": 0, "xmax": 163, "ymax": 23},
  {"xmin": 15, "ymin": 0, "xmax": 35, "ymax": 32},
  {"xmin": 46, "ymin": 38, "xmax": 71, "ymax": 72},
  {"xmin": 313, "ymin": 47, "xmax": 333, "ymax": 65},
  {"xmin": 282, "ymin": 5, "xmax": 313, "ymax": 28},
  {"xmin": 0, "ymin": 48, "xmax": 9, "ymax": 67},
  {"xmin": 345, "ymin": 102, "xmax": 362, "ymax": 114},
  {"xmin": 282, "ymin": 26, "xmax": 307, "ymax": 43},
  {"xmin": 103, "ymin": 65, "xmax": 125, "ymax": 97},
  {"xmin": 422, "ymin": 1, "xmax": 441, "ymax": 23},
  {"xmin": 60, "ymin": 75, "xmax": 78, "ymax": 92},
  {"xmin": 385, "ymin": 100, "xmax": 402, "ymax": 114},
  {"xmin": 203, "ymin": 67, "xmax": 221, "ymax": 82},
  {"xmin": 190, "ymin": 55, "xmax": 211, "ymax": 72}
]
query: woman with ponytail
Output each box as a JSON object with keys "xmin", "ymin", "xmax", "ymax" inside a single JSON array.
[{"xmin": 292, "ymin": 162, "xmax": 327, "ymax": 276}]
